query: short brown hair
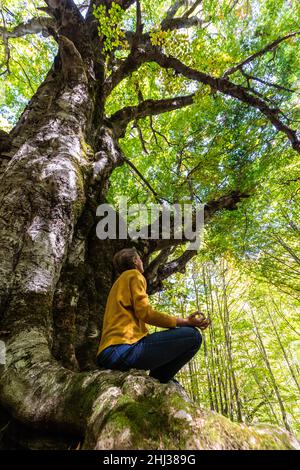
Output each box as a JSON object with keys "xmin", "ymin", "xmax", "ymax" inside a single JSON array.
[{"xmin": 113, "ymin": 247, "xmax": 139, "ymax": 275}]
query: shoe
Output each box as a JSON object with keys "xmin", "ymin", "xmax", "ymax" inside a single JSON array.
[
  {"xmin": 169, "ymin": 379, "xmax": 181, "ymax": 386},
  {"xmin": 169, "ymin": 378, "xmax": 186, "ymax": 390},
  {"xmin": 168, "ymin": 379, "xmax": 193, "ymax": 402}
]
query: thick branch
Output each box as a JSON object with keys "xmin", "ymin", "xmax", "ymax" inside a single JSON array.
[
  {"xmin": 145, "ymin": 190, "xmax": 250, "ymax": 292},
  {"xmin": 162, "ymin": 1, "xmax": 186, "ymax": 22},
  {"xmin": 0, "ymin": 17, "xmax": 54, "ymax": 38},
  {"xmin": 109, "ymin": 94, "xmax": 195, "ymax": 137},
  {"xmin": 144, "ymin": 246, "xmax": 175, "ymax": 282},
  {"xmin": 45, "ymin": 0, "xmax": 83, "ymax": 19},
  {"xmin": 135, "ymin": 0, "xmax": 143, "ymax": 37},
  {"xmin": 103, "ymin": 49, "xmax": 145, "ymax": 98},
  {"xmin": 140, "ymin": 48, "xmax": 300, "ymax": 153},
  {"xmin": 44, "ymin": 0, "xmax": 87, "ymax": 48},
  {"xmin": 161, "ymin": 15, "xmax": 203, "ymax": 31}
]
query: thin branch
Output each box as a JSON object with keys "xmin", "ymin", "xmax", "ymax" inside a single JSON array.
[
  {"xmin": 223, "ymin": 30, "xmax": 300, "ymax": 78},
  {"xmin": 121, "ymin": 154, "xmax": 162, "ymax": 201},
  {"xmin": 149, "ymin": 116, "xmax": 175, "ymax": 149},
  {"xmin": 11, "ymin": 57, "xmax": 35, "ymax": 93},
  {"xmin": 134, "ymin": 119, "xmax": 149, "ymax": 154},
  {"xmin": 0, "ymin": 9, "xmax": 10, "ymax": 75},
  {"xmin": 241, "ymin": 70, "xmax": 298, "ymax": 95},
  {"xmin": 149, "ymin": 115, "xmax": 160, "ymax": 147},
  {"xmin": 182, "ymin": 0, "xmax": 203, "ymax": 18},
  {"xmin": 103, "ymin": 49, "xmax": 145, "ymax": 98}
]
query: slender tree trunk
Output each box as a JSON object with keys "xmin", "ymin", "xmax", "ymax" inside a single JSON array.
[
  {"xmin": 266, "ymin": 307, "xmax": 300, "ymax": 394},
  {"xmin": 249, "ymin": 309, "xmax": 292, "ymax": 432},
  {"xmin": 244, "ymin": 349, "xmax": 280, "ymax": 425}
]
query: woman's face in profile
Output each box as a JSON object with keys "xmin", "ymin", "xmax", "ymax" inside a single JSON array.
[{"xmin": 134, "ymin": 254, "xmax": 144, "ymax": 273}]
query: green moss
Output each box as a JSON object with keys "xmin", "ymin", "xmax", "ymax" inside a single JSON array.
[
  {"xmin": 100, "ymin": 390, "xmax": 194, "ymax": 449},
  {"xmin": 79, "ymin": 136, "xmax": 94, "ymax": 160}
]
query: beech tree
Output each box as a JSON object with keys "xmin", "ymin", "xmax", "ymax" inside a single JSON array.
[{"xmin": 0, "ymin": 0, "xmax": 299, "ymax": 449}]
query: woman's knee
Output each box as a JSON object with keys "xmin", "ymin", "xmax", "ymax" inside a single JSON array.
[
  {"xmin": 191, "ymin": 327, "xmax": 202, "ymax": 349},
  {"xmin": 179, "ymin": 326, "xmax": 202, "ymax": 349}
]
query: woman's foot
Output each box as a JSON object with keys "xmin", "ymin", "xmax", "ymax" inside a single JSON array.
[
  {"xmin": 168, "ymin": 378, "xmax": 193, "ymax": 402},
  {"xmin": 168, "ymin": 378, "xmax": 186, "ymax": 390},
  {"xmin": 169, "ymin": 378, "xmax": 181, "ymax": 386}
]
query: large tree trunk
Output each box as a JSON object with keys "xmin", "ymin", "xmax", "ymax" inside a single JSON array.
[{"xmin": 0, "ymin": 5, "xmax": 299, "ymax": 450}]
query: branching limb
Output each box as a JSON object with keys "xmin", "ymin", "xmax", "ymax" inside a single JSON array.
[
  {"xmin": 223, "ymin": 30, "xmax": 300, "ymax": 78},
  {"xmin": 0, "ymin": 17, "xmax": 54, "ymax": 39},
  {"xmin": 134, "ymin": 120, "xmax": 149, "ymax": 154},
  {"xmin": 144, "ymin": 190, "xmax": 250, "ymax": 293},
  {"xmin": 109, "ymin": 94, "xmax": 195, "ymax": 137},
  {"xmin": 105, "ymin": 13, "xmax": 300, "ymax": 154},
  {"xmin": 161, "ymin": 15, "xmax": 203, "ymax": 31},
  {"xmin": 240, "ymin": 69, "xmax": 298, "ymax": 95},
  {"xmin": 162, "ymin": 0, "xmax": 186, "ymax": 22},
  {"xmin": 182, "ymin": 0, "xmax": 203, "ymax": 18},
  {"xmin": 144, "ymin": 246, "xmax": 176, "ymax": 286},
  {"xmin": 104, "ymin": 4, "xmax": 206, "ymax": 96},
  {"xmin": 140, "ymin": 47, "xmax": 300, "ymax": 152}
]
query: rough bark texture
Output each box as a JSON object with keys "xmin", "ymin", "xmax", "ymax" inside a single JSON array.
[{"xmin": 0, "ymin": 0, "xmax": 299, "ymax": 450}]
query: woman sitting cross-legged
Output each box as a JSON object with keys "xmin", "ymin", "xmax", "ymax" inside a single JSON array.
[{"xmin": 96, "ymin": 247, "xmax": 211, "ymax": 385}]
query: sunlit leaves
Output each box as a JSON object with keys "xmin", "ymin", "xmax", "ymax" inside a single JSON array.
[
  {"xmin": 93, "ymin": 2, "xmax": 129, "ymax": 55},
  {"xmin": 0, "ymin": 0, "xmax": 57, "ymax": 126}
]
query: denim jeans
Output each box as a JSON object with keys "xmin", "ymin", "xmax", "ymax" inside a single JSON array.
[{"xmin": 96, "ymin": 326, "xmax": 202, "ymax": 383}]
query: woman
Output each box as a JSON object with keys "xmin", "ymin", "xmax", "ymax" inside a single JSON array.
[{"xmin": 96, "ymin": 247, "xmax": 210, "ymax": 384}]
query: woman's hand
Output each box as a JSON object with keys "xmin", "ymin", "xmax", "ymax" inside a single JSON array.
[
  {"xmin": 187, "ymin": 311, "xmax": 211, "ymax": 330},
  {"xmin": 176, "ymin": 311, "xmax": 211, "ymax": 329}
]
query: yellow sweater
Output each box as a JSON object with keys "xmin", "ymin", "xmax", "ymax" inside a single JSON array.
[{"xmin": 97, "ymin": 268, "xmax": 177, "ymax": 356}]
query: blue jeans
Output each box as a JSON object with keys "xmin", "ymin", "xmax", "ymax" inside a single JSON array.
[{"xmin": 96, "ymin": 326, "xmax": 202, "ymax": 383}]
